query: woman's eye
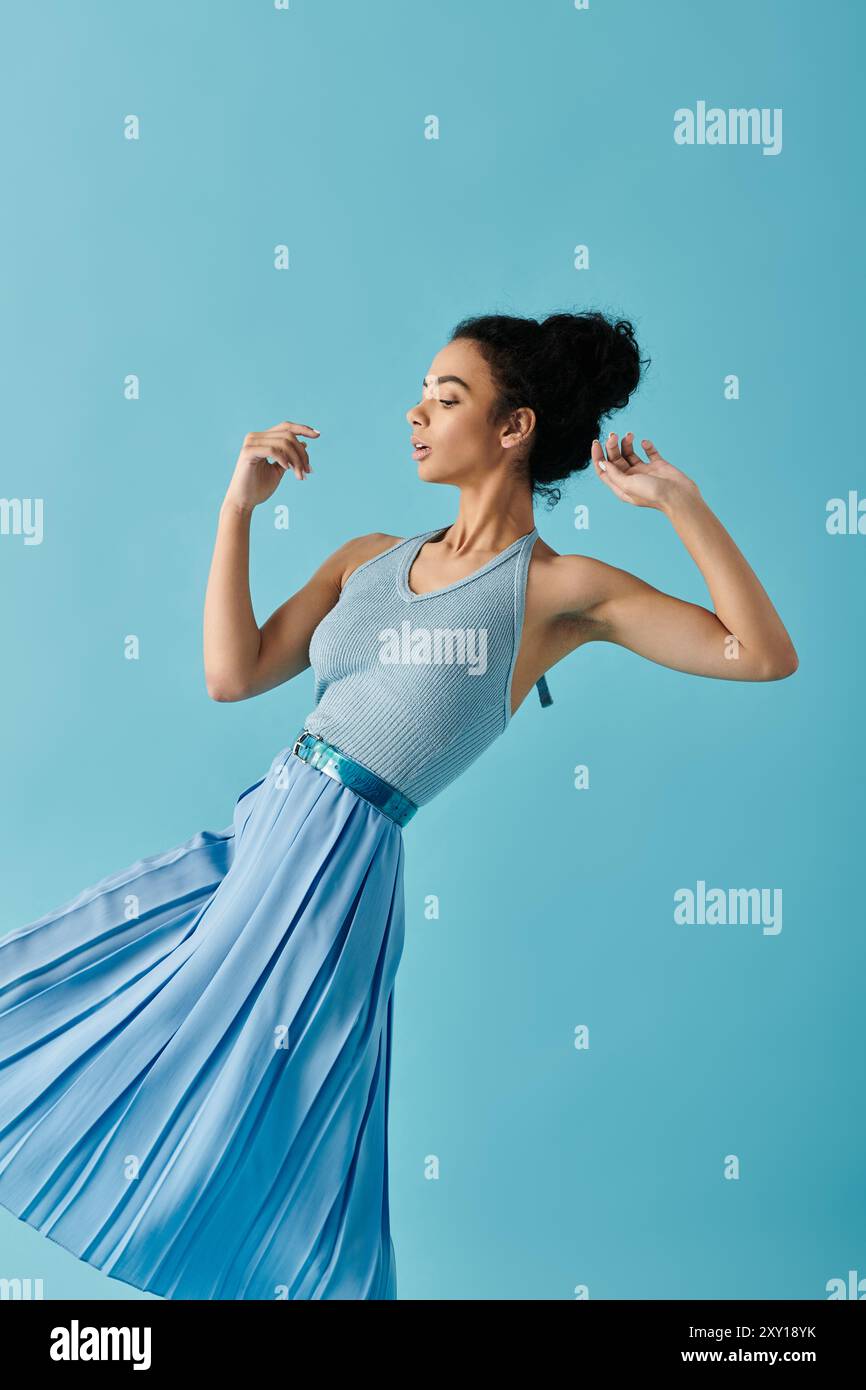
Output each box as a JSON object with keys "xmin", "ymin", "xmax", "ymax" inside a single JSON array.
[{"xmin": 440, "ymin": 399, "xmax": 457, "ymax": 407}]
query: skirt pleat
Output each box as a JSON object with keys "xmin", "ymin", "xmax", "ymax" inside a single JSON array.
[{"xmin": 0, "ymin": 746, "xmax": 405, "ymax": 1300}]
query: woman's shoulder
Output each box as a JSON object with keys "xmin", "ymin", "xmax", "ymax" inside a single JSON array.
[
  {"xmin": 335, "ymin": 532, "xmax": 406, "ymax": 589},
  {"xmin": 528, "ymin": 538, "xmax": 629, "ymax": 623}
]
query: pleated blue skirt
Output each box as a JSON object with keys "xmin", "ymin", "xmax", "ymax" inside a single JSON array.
[{"xmin": 0, "ymin": 745, "xmax": 406, "ymax": 1300}]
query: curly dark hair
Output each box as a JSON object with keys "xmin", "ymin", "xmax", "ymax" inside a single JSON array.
[{"xmin": 448, "ymin": 307, "xmax": 649, "ymax": 508}]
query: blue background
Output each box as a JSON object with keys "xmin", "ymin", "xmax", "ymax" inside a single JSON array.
[{"xmin": 1, "ymin": 0, "xmax": 863, "ymax": 1299}]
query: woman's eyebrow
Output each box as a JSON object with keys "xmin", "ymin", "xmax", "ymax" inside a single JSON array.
[{"xmin": 422, "ymin": 375, "xmax": 471, "ymax": 391}]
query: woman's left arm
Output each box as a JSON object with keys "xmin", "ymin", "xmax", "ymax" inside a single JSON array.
[{"xmin": 569, "ymin": 431, "xmax": 798, "ymax": 682}]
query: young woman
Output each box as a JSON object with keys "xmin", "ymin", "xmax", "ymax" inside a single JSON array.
[{"xmin": 0, "ymin": 311, "xmax": 797, "ymax": 1301}]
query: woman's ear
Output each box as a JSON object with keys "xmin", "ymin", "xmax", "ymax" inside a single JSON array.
[{"xmin": 501, "ymin": 407, "xmax": 535, "ymax": 450}]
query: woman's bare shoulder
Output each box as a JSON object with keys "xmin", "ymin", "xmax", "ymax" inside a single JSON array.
[{"xmin": 530, "ymin": 536, "xmax": 628, "ymax": 621}]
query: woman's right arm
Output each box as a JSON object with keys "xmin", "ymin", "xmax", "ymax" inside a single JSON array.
[{"xmin": 203, "ymin": 420, "xmax": 397, "ymax": 701}]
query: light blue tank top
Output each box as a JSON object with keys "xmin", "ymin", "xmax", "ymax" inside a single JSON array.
[{"xmin": 303, "ymin": 524, "xmax": 552, "ymax": 807}]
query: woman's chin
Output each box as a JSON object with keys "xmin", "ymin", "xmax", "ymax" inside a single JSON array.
[{"xmin": 417, "ymin": 458, "xmax": 454, "ymax": 484}]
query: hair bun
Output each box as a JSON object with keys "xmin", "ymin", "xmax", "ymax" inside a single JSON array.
[
  {"xmin": 449, "ymin": 307, "xmax": 648, "ymax": 507},
  {"xmin": 537, "ymin": 312, "xmax": 641, "ymax": 415}
]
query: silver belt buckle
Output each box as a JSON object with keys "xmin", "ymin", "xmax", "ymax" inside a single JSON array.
[{"xmin": 292, "ymin": 728, "xmax": 310, "ymax": 759}]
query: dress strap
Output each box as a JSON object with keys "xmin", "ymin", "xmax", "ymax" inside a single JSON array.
[{"xmin": 508, "ymin": 526, "xmax": 554, "ymax": 716}]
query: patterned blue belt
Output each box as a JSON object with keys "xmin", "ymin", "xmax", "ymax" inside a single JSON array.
[{"xmin": 291, "ymin": 728, "xmax": 418, "ymax": 828}]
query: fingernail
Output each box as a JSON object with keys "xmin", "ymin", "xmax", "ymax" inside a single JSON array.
[{"xmin": 599, "ymin": 461, "xmax": 607, "ymax": 472}]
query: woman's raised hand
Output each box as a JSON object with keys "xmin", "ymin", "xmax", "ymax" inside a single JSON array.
[
  {"xmin": 224, "ymin": 420, "xmax": 320, "ymax": 511},
  {"xmin": 592, "ymin": 432, "xmax": 700, "ymax": 510}
]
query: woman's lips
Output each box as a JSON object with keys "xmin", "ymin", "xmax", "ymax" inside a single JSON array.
[{"xmin": 412, "ymin": 444, "xmax": 432, "ymax": 460}]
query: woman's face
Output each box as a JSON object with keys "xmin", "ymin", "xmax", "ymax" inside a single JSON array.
[{"xmin": 405, "ymin": 338, "xmax": 533, "ymax": 487}]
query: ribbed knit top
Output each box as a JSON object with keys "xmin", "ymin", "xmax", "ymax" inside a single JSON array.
[{"xmin": 302, "ymin": 524, "xmax": 552, "ymax": 807}]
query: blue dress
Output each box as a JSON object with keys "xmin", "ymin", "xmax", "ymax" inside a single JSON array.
[
  {"xmin": 0, "ymin": 749, "xmax": 404, "ymax": 1299},
  {"xmin": 0, "ymin": 524, "xmax": 549, "ymax": 1299}
]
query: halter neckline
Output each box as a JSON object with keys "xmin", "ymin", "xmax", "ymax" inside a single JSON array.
[{"xmin": 397, "ymin": 525, "xmax": 538, "ymax": 603}]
